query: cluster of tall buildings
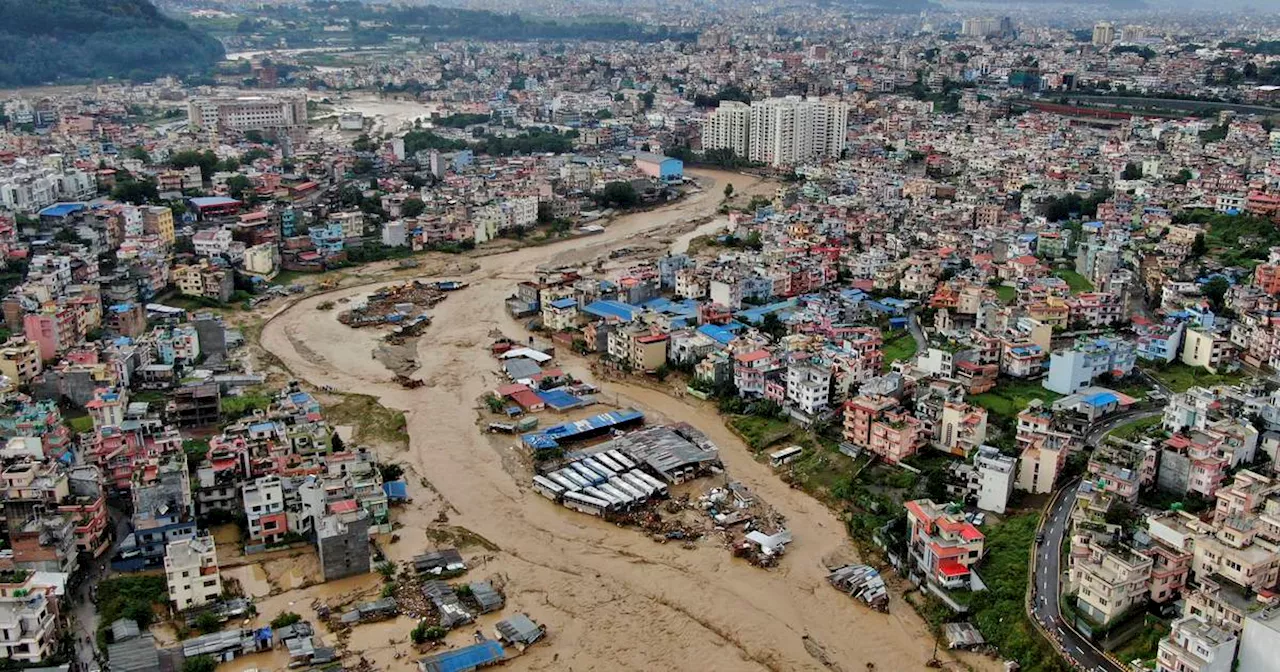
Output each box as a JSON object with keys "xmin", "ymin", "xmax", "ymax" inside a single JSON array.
[{"xmin": 701, "ymin": 96, "xmax": 849, "ymax": 167}]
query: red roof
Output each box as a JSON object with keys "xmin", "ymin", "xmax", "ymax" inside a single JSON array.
[
  {"xmin": 735, "ymin": 349, "xmax": 771, "ymax": 363},
  {"xmin": 938, "ymin": 559, "xmax": 970, "ymax": 578},
  {"xmin": 495, "ymin": 383, "xmax": 530, "ymax": 396},
  {"xmin": 329, "ymin": 499, "xmax": 358, "ymax": 514},
  {"xmin": 510, "ymin": 390, "xmax": 545, "ymax": 409}
]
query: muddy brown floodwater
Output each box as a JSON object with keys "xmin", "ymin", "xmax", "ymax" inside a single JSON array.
[{"xmin": 258, "ymin": 168, "xmax": 1001, "ymax": 672}]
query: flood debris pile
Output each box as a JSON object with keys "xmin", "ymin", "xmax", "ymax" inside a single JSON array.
[
  {"xmin": 337, "ymin": 280, "xmax": 453, "ymax": 330},
  {"xmin": 826, "ymin": 564, "xmax": 890, "ymax": 612},
  {"xmin": 701, "ymin": 480, "xmax": 793, "ymax": 567}
]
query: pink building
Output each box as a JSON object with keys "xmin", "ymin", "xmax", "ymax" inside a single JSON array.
[
  {"xmin": 905, "ymin": 499, "xmax": 986, "ymax": 590},
  {"xmin": 843, "ymin": 395, "xmax": 922, "ymax": 464}
]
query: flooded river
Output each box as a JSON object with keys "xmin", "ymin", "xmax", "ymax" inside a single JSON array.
[{"xmin": 258, "ymin": 168, "xmax": 998, "ymax": 671}]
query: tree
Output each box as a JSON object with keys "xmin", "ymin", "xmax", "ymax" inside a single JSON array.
[
  {"xmin": 641, "ymin": 90, "xmax": 655, "ymax": 110},
  {"xmin": 225, "ymin": 175, "xmax": 252, "ymax": 200},
  {"xmin": 270, "ymin": 612, "xmax": 302, "ymax": 629},
  {"xmin": 194, "ymin": 612, "xmax": 221, "ymax": 634},
  {"xmin": 1190, "ymin": 233, "xmax": 1208, "ymax": 258},
  {"xmin": 112, "ymin": 177, "xmax": 159, "ymax": 205},
  {"xmin": 723, "ymin": 183, "xmax": 734, "ymax": 199},
  {"xmin": 126, "ymin": 146, "xmax": 151, "ymax": 164},
  {"xmin": 759, "ymin": 313, "xmax": 786, "ymax": 341},
  {"xmin": 1203, "ymin": 276, "xmax": 1230, "ymax": 313},
  {"xmin": 600, "ymin": 181, "xmax": 638, "ymax": 208},
  {"xmin": 1121, "ymin": 162, "xmax": 1142, "ymax": 180},
  {"xmin": 183, "ymin": 656, "xmax": 217, "ymax": 672},
  {"xmin": 401, "ymin": 197, "xmax": 426, "ymax": 218}
]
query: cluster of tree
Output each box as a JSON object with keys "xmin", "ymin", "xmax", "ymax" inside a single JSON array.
[
  {"xmin": 0, "ymin": 0, "xmax": 224, "ymax": 86},
  {"xmin": 1112, "ymin": 45, "xmax": 1157, "ymax": 60},
  {"xmin": 1040, "ymin": 189, "xmax": 1113, "ymax": 223},
  {"xmin": 433, "ymin": 113, "xmax": 492, "ymax": 128},
  {"xmin": 691, "ymin": 85, "xmax": 751, "ymax": 108},
  {"xmin": 402, "ymin": 129, "xmax": 469, "ymax": 155},
  {"xmin": 471, "ymin": 129, "xmax": 573, "ymax": 156},
  {"xmin": 296, "ymin": 1, "xmax": 696, "ymax": 42},
  {"xmin": 170, "ymin": 149, "xmax": 242, "ymax": 180},
  {"xmin": 595, "ymin": 181, "xmax": 639, "ymax": 208},
  {"xmin": 1219, "ymin": 40, "xmax": 1280, "ymax": 55},
  {"xmin": 666, "ymin": 146, "xmax": 760, "ymax": 170},
  {"xmin": 1200, "ymin": 123, "xmax": 1230, "ymax": 143}
]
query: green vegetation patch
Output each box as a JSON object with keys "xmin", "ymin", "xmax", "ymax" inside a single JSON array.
[
  {"xmin": 96, "ymin": 575, "xmax": 168, "ymax": 648},
  {"xmin": 1109, "ymin": 415, "xmax": 1163, "ymax": 442},
  {"xmin": 881, "ymin": 330, "xmax": 919, "ymax": 371},
  {"xmin": 325, "ymin": 393, "xmax": 408, "ymax": 450},
  {"xmin": 728, "ymin": 414, "xmax": 795, "ymax": 451},
  {"xmin": 968, "ymin": 513, "xmax": 1070, "ymax": 672},
  {"xmin": 1143, "ymin": 362, "xmax": 1247, "ymax": 394},
  {"xmin": 0, "ymin": 0, "xmax": 225, "ymax": 87},
  {"xmin": 1052, "ymin": 269, "xmax": 1094, "ymax": 293},
  {"xmin": 971, "ymin": 379, "xmax": 1062, "ymax": 419}
]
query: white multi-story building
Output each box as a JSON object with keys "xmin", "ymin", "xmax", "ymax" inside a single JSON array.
[
  {"xmin": 785, "ymin": 363, "xmax": 832, "ymax": 417},
  {"xmin": 243, "ymin": 475, "xmax": 287, "ymax": 544},
  {"xmin": 1240, "ymin": 607, "xmax": 1280, "ymax": 672},
  {"xmin": 1157, "ymin": 615, "xmax": 1237, "ymax": 672},
  {"xmin": 748, "ymin": 96, "xmax": 849, "ymax": 167},
  {"xmin": 1071, "ymin": 542, "xmax": 1153, "ymax": 626},
  {"xmin": 165, "ymin": 533, "xmax": 222, "ymax": 611},
  {"xmin": 187, "ymin": 94, "xmax": 308, "ymax": 141},
  {"xmin": 0, "ymin": 571, "xmax": 60, "ymax": 664},
  {"xmin": 972, "ymin": 445, "xmax": 1017, "ymax": 514},
  {"xmin": 1043, "ymin": 336, "xmax": 1137, "ymax": 395},
  {"xmin": 702, "ymin": 101, "xmax": 750, "ymax": 157}
]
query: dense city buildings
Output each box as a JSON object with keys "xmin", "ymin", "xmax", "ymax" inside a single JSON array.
[{"xmin": 6, "ymin": 1, "xmax": 1280, "ymax": 670}]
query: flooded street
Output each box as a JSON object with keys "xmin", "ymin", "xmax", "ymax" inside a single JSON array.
[{"xmin": 258, "ymin": 168, "xmax": 997, "ymax": 672}]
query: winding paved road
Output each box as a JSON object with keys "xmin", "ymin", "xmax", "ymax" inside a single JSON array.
[{"xmin": 1030, "ymin": 407, "xmax": 1163, "ymax": 672}]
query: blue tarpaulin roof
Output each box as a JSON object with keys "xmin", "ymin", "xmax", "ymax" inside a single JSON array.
[
  {"xmin": 383, "ymin": 480, "xmax": 409, "ymax": 500},
  {"xmin": 1084, "ymin": 391, "xmax": 1118, "ymax": 406},
  {"xmin": 536, "ymin": 389, "xmax": 582, "ymax": 410},
  {"xmin": 418, "ymin": 640, "xmax": 505, "ymax": 672},
  {"xmin": 38, "ymin": 203, "xmax": 86, "ymax": 218},
  {"xmin": 189, "ymin": 196, "xmax": 240, "ymax": 208}
]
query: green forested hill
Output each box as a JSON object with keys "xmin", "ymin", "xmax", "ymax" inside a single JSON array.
[{"xmin": 0, "ymin": 0, "xmax": 224, "ymax": 87}]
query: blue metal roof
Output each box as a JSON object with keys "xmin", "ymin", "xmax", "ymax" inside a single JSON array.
[
  {"xmin": 582, "ymin": 300, "xmax": 640, "ymax": 322},
  {"xmin": 536, "ymin": 389, "xmax": 582, "ymax": 410},
  {"xmin": 697, "ymin": 324, "xmax": 736, "ymax": 345},
  {"xmin": 383, "ymin": 480, "xmax": 409, "ymax": 500},
  {"xmin": 38, "ymin": 202, "xmax": 86, "ymax": 217},
  {"xmin": 547, "ymin": 297, "xmax": 578, "ymax": 310},
  {"xmin": 418, "ymin": 640, "xmax": 505, "ymax": 672},
  {"xmin": 521, "ymin": 408, "xmax": 645, "ymax": 450}
]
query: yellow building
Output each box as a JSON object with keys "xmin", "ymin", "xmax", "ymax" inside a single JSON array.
[
  {"xmin": 0, "ymin": 337, "xmax": 42, "ymax": 384},
  {"xmin": 143, "ymin": 206, "xmax": 175, "ymax": 245},
  {"xmin": 1181, "ymin": 327, "xmax": 1233, "ymax": 373}
]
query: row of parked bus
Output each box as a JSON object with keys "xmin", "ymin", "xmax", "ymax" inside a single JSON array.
[{"xmin": 532, "ymin": 450, "xmax": 669, "ymax": 517}]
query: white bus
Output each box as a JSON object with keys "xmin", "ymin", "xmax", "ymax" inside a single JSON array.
[
  {"xmin": 563, "ymin": 491, "xmax": 610, "ymax": 516},
  {"xmin": 532, "ymin": 475, "xmax": 565, "ymax": 501},
  {"xmin": 769, "ymin": 445, "xmax": 804, "ymax": 468}
]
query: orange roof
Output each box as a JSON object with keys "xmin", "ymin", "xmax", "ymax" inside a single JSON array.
[{"xmin": 735, "ymin": 349, "xmax": 771, "ymax": 363}]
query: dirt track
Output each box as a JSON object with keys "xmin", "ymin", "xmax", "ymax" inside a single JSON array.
[{"xmin": 258, "ymin": 168, "xmax": 998, "ymax": 672}]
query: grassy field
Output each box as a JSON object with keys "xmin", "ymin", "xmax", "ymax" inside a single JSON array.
[
  {"xmin": 1109, "ymin": 415, "xmax": 1163, "ymax": 441},
  {"xmin": 325, "ymin": 393, "xmax": 409, "ymax": 450},
  {"xmin": 728, "ymin": 414, "xmax": 795, "ymax": 451},
  {"xmin": 971, "ymin": 379, "xmax": 1063, "ymax": 419},
  {"xmin": 1052, "ymin": 269, "xmax": 1094, "ymax": 293},
  {"xmin": 881, "ymin": 330, "xmax": 919, "ymax": 371},
  {"xmin": 1144, "ymin": 363, "xmax": 1248, "ymax": 393},
  {"xmin": 994, "ymin": 285, "xmax": 1017, "ymax": 304}
]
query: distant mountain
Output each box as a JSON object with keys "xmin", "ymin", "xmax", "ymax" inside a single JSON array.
[{"xmin": 0, "ymin": 0, "xmax": 224, "ymax": 88}]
